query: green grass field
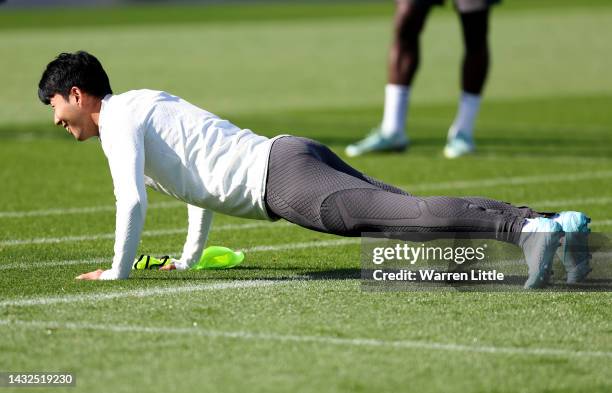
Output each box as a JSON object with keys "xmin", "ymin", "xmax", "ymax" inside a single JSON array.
[{"xmin": 1, "ymin": 1, "xmax": 612, "ymax": 392}]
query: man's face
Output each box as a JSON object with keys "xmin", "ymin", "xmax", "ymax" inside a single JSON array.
[{"xmin": 50, "ymin": 89, "xmax": 98, "ymax": 141}]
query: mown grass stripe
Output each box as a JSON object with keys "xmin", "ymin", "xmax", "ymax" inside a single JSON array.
[
  {"xmin": 0, "ymin": 221, "xmax": 291, "ymax": 247},
  {"xmin": 1, "ymin": 319, "xmax": 611, "ymax": 359},
  {"xmin": 405, "ymin": 170, "xmax": 612, "ymax": 192},
  {"xmin": 0, "ymin": 280, "xmax": 282, "ymax": 307},
  {"xmin": 0, "ymin": 201, "xmax": 183, "ymax": 218},
  {"xmin": 0, "ymin": 238, "xmax": 359, "ymax": 271},
  {"xmin": 530, "ymin": 196, "xmax": 612, "ymax": 208},
  {"xmin": 2, "ymin": 170, "xmax": 611, "ymax": 219},
  {"xmin": 3, "ymin": 209, "xmax": 611, "ymax": 247}
]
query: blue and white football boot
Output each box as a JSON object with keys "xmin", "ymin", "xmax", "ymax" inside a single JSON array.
[
  {"xmin": 553, "ymin": 211, "xmax": 592, "ymax": 284},
  {"xmin": 443, "ymin": 132, "xmax": 475, "ymax": 159},
  {"xmin": 520, "ymin": 218, "xmax": 564, "ymax": 289},
  {"xmin": 345, "ymin": 127, "xmax": 408, "ymax": 157}
]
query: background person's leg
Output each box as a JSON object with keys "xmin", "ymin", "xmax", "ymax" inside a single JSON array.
[
  {"xmin": 388, "ymin": 0, "xmax": 433, "ymax": 86},
  {"xmin": 459, "ymin": 8, "xmax": 490, "ymax": 95},
  {"xmin": 444, "ymin": 3, "xmax": 492, "ymax": 158},
  {"xmin": 345, "ymin": 0, "xmax": 433, "ymax": 157}
]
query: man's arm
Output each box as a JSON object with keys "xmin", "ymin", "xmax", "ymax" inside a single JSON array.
[
  {"xmin": 97, "ymin": 125, "xmax": 147, "ymax": 280},
  {"xmin": 173, "ymin": 204, "xmax": 214, "ymax": 270}
]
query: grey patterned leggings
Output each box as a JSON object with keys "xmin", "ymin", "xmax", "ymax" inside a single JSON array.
[{"xmin": 264, "ymin": 136, "xmax": 545, "ymax": 244}]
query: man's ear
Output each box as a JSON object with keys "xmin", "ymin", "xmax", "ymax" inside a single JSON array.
[{"xmin": 70, "ymin": 86, "xmax": 82, "ymax": 106}]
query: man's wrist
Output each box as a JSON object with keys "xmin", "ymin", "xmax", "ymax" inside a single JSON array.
[
  {"xmin": 173, "ymin": 259, "xmax": 189, "ymax": 271},
  {"xmin": 99, "ymin": 269, "xmax": 121, "ymax": 280}
]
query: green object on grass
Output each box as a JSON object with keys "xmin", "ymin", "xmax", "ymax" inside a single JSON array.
[
  {"xmin": 132, "ymin": 255, "xmax": 171, "ymax": 270},
  {"xmin": 191, "ymin": 246, "xmax": 245, "ymax": 270}
]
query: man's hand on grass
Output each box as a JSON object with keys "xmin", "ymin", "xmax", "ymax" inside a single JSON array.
[
  {"xmin": 159, "ymin": 263, "xmax": 176, "ymax": 271},
  {"xmin": 76, "ymin": 259, "xmax": 176, "ymax": 280},
  {"xmin": 75, "ymin": 269, "xmax": 104, "ymax": 280}
]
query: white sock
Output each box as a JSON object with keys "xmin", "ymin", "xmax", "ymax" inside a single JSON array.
[
  {"xmin": 520, "ymin": 218, "xmax": 544, "ymax": 246},
  {"xmin": 381, "ymin": 84, "xmax": 410, "ymax": 138},
  {"xmin": 522, "ymin": 218, "xmax": 539, "ymax": 232},
  {"xmin": 448, "ymin": 91, "xmax": 481, "ymax": 139}
]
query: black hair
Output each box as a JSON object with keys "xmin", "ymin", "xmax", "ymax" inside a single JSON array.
[{"xmin": 38, "ymin": 51, "xmax": 112, "ymax": 105}]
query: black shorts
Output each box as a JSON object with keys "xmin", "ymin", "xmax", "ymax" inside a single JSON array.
[{"xmin": 409, "ymin": 0, "xmax": 501, "ymax": 13}]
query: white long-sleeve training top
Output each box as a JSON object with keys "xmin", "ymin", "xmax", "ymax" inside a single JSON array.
[{"xmin": 97, "ymin": 89, "xmax": 280, "ymax": 280}]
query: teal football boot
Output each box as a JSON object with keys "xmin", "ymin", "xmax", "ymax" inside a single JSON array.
[
  {"xmin": 443, "ymin": 132, "xmax": 475, "ymax": 159},
  {"xmin": 520, "ymin": 218, "xmax": 563, "ymax": 289},
  {"xmin": 553, "ymin": 211, "xmax": 592, "ymax": 283},
  {"xmin": 345, "ymin": 127, "xmax": 408, "ymax": 157}
]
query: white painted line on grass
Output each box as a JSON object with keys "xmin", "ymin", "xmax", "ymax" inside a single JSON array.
[
  {"xmin": 0, "ymin": 256, "xmax": 106, "ymax": 271},
  {"xmin": 0, "ymin": 238, "xmax": 359, "ymax": 271},
  {"xmin": 0, "ymin": 201, "xmax": 183, "ymax": 219},
  {"xmin": 0, "ymin": 280, "xmax": 281, "ymax": 308},
  {"xmin": 404, "ymin": 170, "xmax": 612, "ymax": 192},
  {"xmin": 1, "ymin": 319, "xmax": 610, "ymax": 359},
  {"xmin": 529, "ymin": 196, "xmax": 612, "ymax": 208},
  {"xmin": 0, "ymin": 221, "xmax": 291, "ymax": 247},
  {"xmin": 3, "ymin": 170, "xmax": 612, "ymax": 220},
  {"xmin": 0, "ymin": 256, "xmax": 110, "ymax": 271},
  {"xmin": 412, "ymin": 116, "xmax": 612, "ymax": 134},
  {"xmin": 242, "ymin": 238, "xmax": 359, "ymax": 253},
  {"xmin": 591, "ymin": 219, "xmax": 612, "ymax": 228}
]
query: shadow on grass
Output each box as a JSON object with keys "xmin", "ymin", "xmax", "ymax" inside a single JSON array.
[{"xmin": 138, "ymin": 266, "xmax": 612, "ymax": 291}]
